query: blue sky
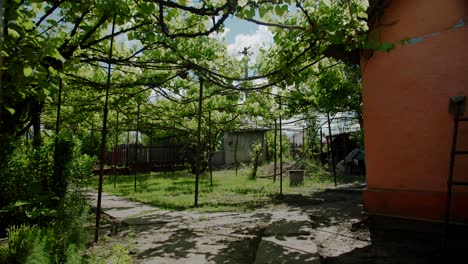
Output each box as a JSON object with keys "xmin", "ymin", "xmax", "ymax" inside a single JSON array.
[
  {"xmin": 224, "ymin": 16, "xmax": 259, "ymax": 44},
  {"xmin": 218, "ymin": 16, "xmax": 274, "ymax": 67}
]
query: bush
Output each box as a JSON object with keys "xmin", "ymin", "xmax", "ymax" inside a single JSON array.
[
  {"xmin": 0, "ymin": 137, "xmax": 55, "ymax": 233},
  {"xmin": 249, "ymin": 142, "xmax": 263, "ymax": 180},
  {"xmin": 2, "ymin": 220, "xmax": 89, "ymax": 264},
  {"xmin": 0, "ymin": 133, "xmax": 95, "ymax": 263},
  {"xmin": 4, "ymin": 224, "xmax": 53, "ymax": 264},
  {"xmin": 265, "ymin": 130, "xmax": 291, "ymax": 162}
]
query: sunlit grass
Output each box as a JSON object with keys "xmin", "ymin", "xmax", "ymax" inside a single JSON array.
[{"xmin": 87, "ymin": 162, "xmax": 364, "ymax": 212}]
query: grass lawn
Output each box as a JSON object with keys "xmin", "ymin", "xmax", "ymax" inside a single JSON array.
[{"xmin": 87, "ymin": 163, "xmax": 364, "ymax": 212}]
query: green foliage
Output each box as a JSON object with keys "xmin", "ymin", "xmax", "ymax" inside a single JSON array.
[
  {"xmin": 50, "ymin": 191, "xmax": 90, "ymax": 263},
  {"xmin": 0, "ymin": 0, "xmax": 374, "ymax": 262},
  {"xmin": 2, "ymin": 208, "xmax": 89, "ymax": 264},
  {"xmin": 0, "ymin": 134, "xmax": 93, "ymax": 262},
  {"xmin": 266, "ymin": 130, "xmax": 291, "ymax": 162},
  {"xmin": 88, "ymin": 164, "xmax": 355, "ymax": 212},
  {"xmin": 0, "ymin": 135, "xmax": 87, "ymax": 226},
  {"xmin": 4, "ymin": 225, "xmax": 53, "ymax": 264},
  {"xmin": 52, "ymin": 135, "xmax": 75, "ymax": 200},
  {"xmin": 0, "ymin": 138, "xmax": 55, "ymax": 230},
  {"xmin": 85, "ymin": 232, "xmax": 136, "ymax": 264},
  {"xmin": 249, "ymin": 142, "xmax": 263, "ymax": 180}
]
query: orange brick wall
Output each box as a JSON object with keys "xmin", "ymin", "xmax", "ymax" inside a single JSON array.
[{"xmin": 361, "ymin": 0, "xmax": 468, "ymax": 222}]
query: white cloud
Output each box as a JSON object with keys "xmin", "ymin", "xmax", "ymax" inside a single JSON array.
[
  {"xmin": 212, "ymin": 27, "xmax": 231, "ymax": 42},
  {"xmin": 227, "ymin": 25, "xmax": 273, "ymax": 64}
]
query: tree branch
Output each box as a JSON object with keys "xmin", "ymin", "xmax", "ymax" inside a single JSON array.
[
  {"xmin": 34, "ymin": 0, "xmax": 66, "ymax": 29},
  {"xmin": 244, "ymin": 17, "xmax": 306, "ymax": 30}
]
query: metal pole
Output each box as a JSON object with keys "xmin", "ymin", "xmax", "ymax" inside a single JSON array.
[
  {"xmin": 91, "ymin": 121, "xmax": 94, "ymax": 151},
  {"xmin": 194, "ymin": 77, "xmax": 203, "ymax": 207},
  {"xmin": 149, "ymin": 122, "xmax": 153, "ymax": 175},
  {"xmin": 173, "ymin": 121, "xmax": 176, "ymax": 177},
  {"xmin": 126, "ymin": 129, "xmax": 130, "ymax": 167},
  {"xmin": 327, "ymin": 113, "xmax": 337, "ymax": 187},
  {"xmin": 302, "ymin": 125, "xmax": 305, "ymax": 154},
  {"xmin": 320, "ymin": 127, "xmax": 323, "ymax": 158},
  {"xmin": 208, "ymin": 110, "xmax": 213, "ymax": 188},
  {"xmin": 265, "ymin": 128, "xmax": 269, "ymax": 161},
  {"xmin": 274, "ymin": 120, "xmax": 277, "ymax": 182},
  {"xmin": 279, "ymin": 97, "xmax": 283, "ymax": 196},
  {"xmin": 134, "ymin": 104, "xmax": 140, "ymax": 192},
  {"xmin": 114, "ymin": 111, "xmax": 119, "ymax": 189},
  {"xmin": 261, "ymin": 129, "xmax": 265, "ymax": 163},
  {"xmin": 95, "ymin": 13, "xmax": 116, "ymax": 243},
  {"xmin": 234, "ymin": 133, "xmax": 239, "ymax": 176}
]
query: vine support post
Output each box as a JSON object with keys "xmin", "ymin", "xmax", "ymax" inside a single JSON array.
[
  {"xmin": 279, "ymin": 96, "xmax": 283, "ymax": 196},
  {"xmin": 264, "ymin": 127, "xmax": 268, "ymax": 161},
  {"xmin": 320, "ymin": 127, "xmax": 323, "ymax": 159},
  {"xmin": 134, "ymin": 103, "xmax": 140, "ymax": 192},
  {"xmin": 95, "ymin": 13, "xmax": 116, "ymax": 243},
  {"xmin": 194, "ymin": 77, "xmax": 203, "ymax": 207},
  {"xmin": 208, "ymin": 110, "xmax": 213, "ymax": 188},
  {"xmin": 234, "ymin": 133, "xmax": 239, "ymax": 176},
  {"xmin": 302, "ymin": 125, "xmax": 305, "ymax": 155},
  {"xmin": 126, "ymin": 127, "xmax": 130, "ymax": 167},
  {"xmin": 91, "ymin": 121, "xmax": 94, "ymax": 150},
  {"xmin": 274, "ymin": 120, "xmax": 277, "ymax": 182},
  {"xmin": 327, "ymin": 113, "xmax": 337, "ymax": 187},
  {"xmin": 114, "ymin": 111, "xmax": 119, "ymax": 189},
  {"xmin": 172, "ymin": 121, "xmax": 176, "ymax": 177},
  {"xmin": 149, "ymin": 122, "xmax": 153, "ymax": 176}
]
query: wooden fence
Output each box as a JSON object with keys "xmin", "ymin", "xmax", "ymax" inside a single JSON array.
[{"xmin": 105, "ymin": 144, "xmax": 187, "ymax": 172}]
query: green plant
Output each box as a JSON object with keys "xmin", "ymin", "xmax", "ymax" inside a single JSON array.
[
  {"xmin": 85, "ymin": 230, "xmax": 136, "ymax": 264},
  {"xmin": 5, "ymin": 224, "xmax": 53, "ymax": 264},
  {"xmin": 249, "ymin": 142, "xmax": 263, "ymax": 180},
  {"xmin": 266, "ymin": 131, "xmax": 292, "ymax": 162},
  {"xmin": 0, "ymin": 133, "xmax": 94, "ymax": 262},
  {"xmin": 0, "ymin": 138, "xmax": 56, "ymax": 233}
]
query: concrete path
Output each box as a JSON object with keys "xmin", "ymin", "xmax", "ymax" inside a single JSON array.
[{"xmin": 86, "ymin": 190, "xmax": 369, "ymax": 264}]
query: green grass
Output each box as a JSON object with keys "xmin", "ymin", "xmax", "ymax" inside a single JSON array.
[{"xmin": 88, "ymin": 163, "xmax": 364, "ymax": 212}]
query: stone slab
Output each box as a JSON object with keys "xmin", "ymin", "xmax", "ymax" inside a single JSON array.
[{"xmin": 254, "ymin": 236, "xmax": 320, "ymax": 264}]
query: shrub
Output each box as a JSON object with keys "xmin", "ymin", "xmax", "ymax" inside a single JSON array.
[
  {"xmin": 265, "ymin": 130, "xmax": 291, "ymax": 162},
  {"xmin": 0, "ymin": 133, "xmax": 95, "ymax": 263},
  {"xmin": 5, "ymin": 224, "xmax": 53, "ymax": 264},
  {"xmin": 249, "ymin": 142, "xmax": 263, "ymax": 180}
]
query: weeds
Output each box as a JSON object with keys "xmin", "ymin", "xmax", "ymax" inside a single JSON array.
[{"xmin": 88, "ymin": 161, "xmax": 364, "ymax": 212}]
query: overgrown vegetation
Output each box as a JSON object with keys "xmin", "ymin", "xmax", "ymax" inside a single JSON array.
[
  {"xmin": 0, "ymin": 135, "xmax": 95, "ymax": 263},
  {"xmin": 0, "ymin": 0, "xmax": 373, "ymax": 261},
  {"xmin": 83, "ymin": 228, "xmax": 137, "ymax": 264},
  {"xmin": 90, "ymin": 162, "xmax": 364, "ymax": 212}
]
